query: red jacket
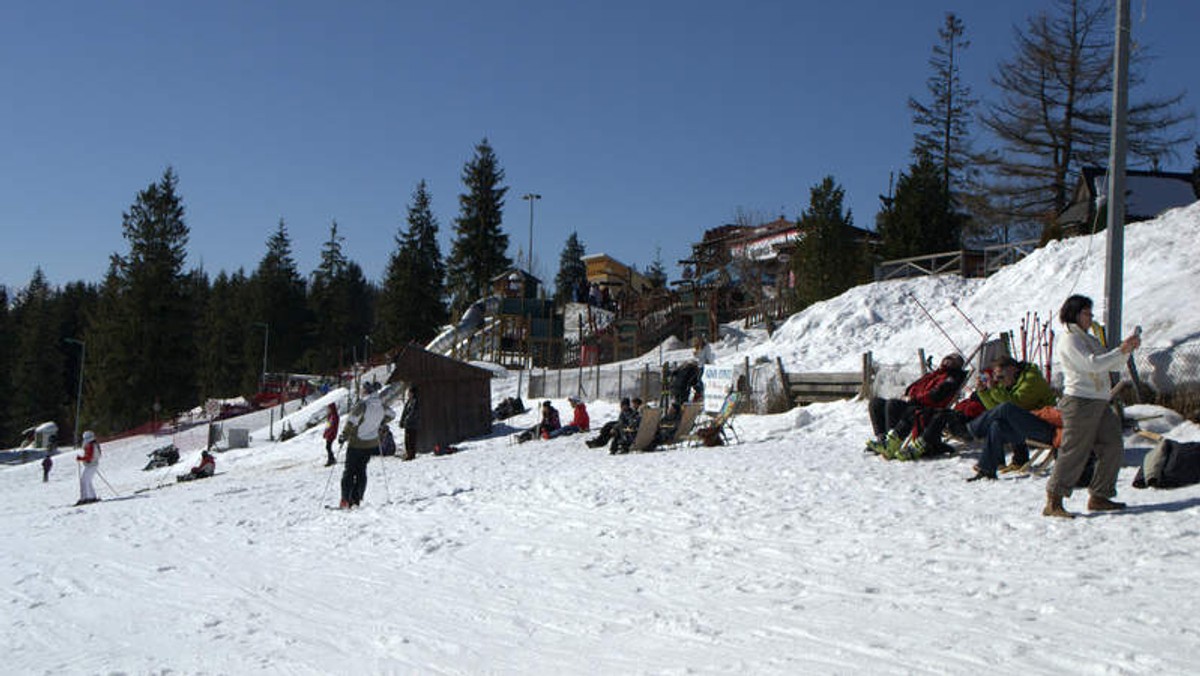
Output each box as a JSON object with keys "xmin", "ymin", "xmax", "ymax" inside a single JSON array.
[
  {"xmin": 192, "ymin": 454, "xmax": 216, "ymax": 476},
  {"xmin": 77, "ymin": 441, "xmax": 99, "ymax": 464},
  {"xmin": 323, "ymin": 406, "xmax": 339, "ymax": 441},
  {"xmin": 570, "ymin": 404, "xmax": 590, "ymax": 432}
]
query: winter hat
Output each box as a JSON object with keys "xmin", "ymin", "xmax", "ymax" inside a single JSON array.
[
  {"xmin": 82, "ymin": 430, "xmax": 95, "ymax": 444},
  {"xmin": 568, "ymin": 396, "xmax": 581, "ymax": 406}
]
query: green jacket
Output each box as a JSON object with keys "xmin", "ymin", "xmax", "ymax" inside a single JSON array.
[{"xmin": 978, "ymin": 362, "xmax": 1056, "ymax": 411}]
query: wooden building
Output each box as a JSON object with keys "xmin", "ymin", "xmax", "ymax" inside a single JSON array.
[{"xmin": 387, "ymin": 344, "xmax": 493, "ymax": 454}]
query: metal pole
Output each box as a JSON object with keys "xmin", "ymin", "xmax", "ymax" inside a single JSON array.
[
  {"xmin": 1104, "ymin": 0, "xmax": 1130, "ymax": 343},
  {"xmin": 65, "ymin": 338, "xmax": 85, "ymax": 446},
  {"xmin": 522, "ymin": 193, "xmax": 541, "ymax": 274}
]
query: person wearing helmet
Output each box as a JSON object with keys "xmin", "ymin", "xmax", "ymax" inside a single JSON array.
[
  {"xmin": 75, "ymin": 430, "xmax": 101, "ymax": 505},
  {"xmin": 337, "ymin": 380, "xmax": 395, "ymax": 508}
]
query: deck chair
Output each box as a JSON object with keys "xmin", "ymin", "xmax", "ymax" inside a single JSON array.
[
  {"xmin": 688, "ymin": 392, "xmax": 743, "ymax": 446},
  {"xmin": 628, "ymin": 406, "xmax": 663, "ymax": 452},
  {"xmin": 664, "ymin": 403, "xmax": 705, "ymax": 449}
]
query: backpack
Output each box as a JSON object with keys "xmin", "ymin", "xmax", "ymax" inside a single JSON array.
[{"xmin": 695, "ymin": 424, "xmax": 723, "ymax": 447}]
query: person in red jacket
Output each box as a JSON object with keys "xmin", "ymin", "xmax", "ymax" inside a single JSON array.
[
  {"xmin": 549, "ymin": 397, "xmax": 590, "ymax": 438},
  {"xmin": 866, "ymin": 353, "xmax": 967, "ymax": 459},
  {"xmin": 323, "ymin": 403, "xmax": 339, "ymax": 466},
  {"xmin": 75, "ymin": 430, "xmax": 101, "ymax": 505},
  {"xmin": 178, "ymin": 449, "xmax": 216, "ymax": 482}
]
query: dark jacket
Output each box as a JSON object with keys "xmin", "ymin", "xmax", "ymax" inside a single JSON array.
[{"xmin": 400, "ymin": 395, "xmax": 419, "ymax": 430}]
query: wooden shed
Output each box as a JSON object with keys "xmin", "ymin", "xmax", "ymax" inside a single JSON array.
[{"xmin": 387, "ymin": 344, "xmax": 493, "ymax": 453}]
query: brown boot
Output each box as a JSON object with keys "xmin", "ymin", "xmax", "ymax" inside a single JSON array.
[
  {"xmin": 1042, "ymin": 493, "xmax": 1075, "ymax": 519},
  {"xmin": 1087, "ymin": 496, "xmax": 1127, "ymax": 512}
]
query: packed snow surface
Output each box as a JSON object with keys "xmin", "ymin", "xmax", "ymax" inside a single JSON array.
[{"xmin": 4, "ymin": 203, "xmax": 1200, "ymax": 674}]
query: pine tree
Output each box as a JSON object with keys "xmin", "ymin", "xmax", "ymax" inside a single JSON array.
[
  {"xmin": 876, "ymin": 153, "xmax": 966, "ymax": 260},
  {"xmin": 980, "ymin": 0, "xmax": 1193, "ymax": 225},
  {"xmin": 85, "ymin": 258, "xmax": 138, "ymax": 432},
  {"xmin": 0, "ymin": 286, "xmax": 11, "ymax": 443},
  {"xmin": 307, "ymin": 221, "xmax": 351, "ymax": 372},
  {"xmin": 306, "ymin": 222, "xmax": 376, "ymax": 372},
  {"xmin": 790, "ymin": 177, "xmax": 859, "ymax": 308},
  {"xmin": 7, "ymin": 269, "xmax": 67, "ymax": 436},
  {"xmin": 378, "ymin": 180, "xmax": 448, "ymax": 349},
  {"xmin": 644, "ymin": 246, "xmax": 668, "ymax": 291},
  {"xmin": 249, "ymin": 219, "xmax": 310, "ymax": 379},
  {"xmin": 553, "ymin": 232, "xmax": 588, "ymax": 305},
  {"xmin": 198, "ymin": 269, "xmax": 252, "ymax": 399},
  {"xmin": 86, "ymin": 168, "xmax": 195, "ymax": 430},
  {"xmin": 910, "ymin": 12, "xmax": 977, "ymax": 206},
  {"xmin": 1192, "ymin": 143, "xmax": 1200, "ymax": 197},
  {"xmin": 446, "ymin": 138, "xmax": 511, "ymax": 317}
]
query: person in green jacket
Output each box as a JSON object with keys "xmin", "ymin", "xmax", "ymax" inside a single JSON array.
[
  {"xmin": 965, "ymin": 356, "xmax": 1058, "ymax": 481},
  {"xmin": 976, "ymin": 356, "xmax": 1056, "ymax": 412}
]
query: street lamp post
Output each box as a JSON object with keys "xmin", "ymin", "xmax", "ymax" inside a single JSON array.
[
  {"xmin": 64, "ymin": 338, "xmax": 85, "ymax": 447},
  {"xmin": 253, "ymin": 322, "xmax": 269, "ymax": 386},
  {"xmin": 521, "ymin": 193, "xmax": 542, "ymax": 276}
]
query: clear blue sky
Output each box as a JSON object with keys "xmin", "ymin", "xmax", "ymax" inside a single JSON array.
[{"xmin": 2, "ymin": 0, "xmax": 1196, "ymax": 293}]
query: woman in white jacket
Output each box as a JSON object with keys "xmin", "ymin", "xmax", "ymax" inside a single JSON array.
[
  {"xmin": 75, "ymin": 430, "xmax": 101, "ymax": 505},
  {"xmin": 1043, "ymin": 295, "xmax": 1140, "ymax": 518}
]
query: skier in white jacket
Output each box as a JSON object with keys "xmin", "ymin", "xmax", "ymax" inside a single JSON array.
[
  {"xmin": 336, "ymin": 381, "xmax": 395, "ymax": 508},
  {"xmin": 76, "ymin": 430, "xmax": 101, "ymax": 505}
]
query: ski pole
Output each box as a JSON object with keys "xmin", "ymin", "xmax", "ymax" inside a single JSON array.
[
  {"xmin": 321, "ymin": 441, "xmax": 344, "ymax": 506},
  {"xmin": 907, "ymin": 293, "xmax": 962, "ymax": 354},
  {"xmin": 949, "ymin": 300, "xmax": 986, "ymax": 340},
  {"xmin": 376, "ymin": 443, "xmax": 392, "ymax": 505},
  {"xmin": 96, "ymin": 469, "xmax": 122, "ymax": 498}
]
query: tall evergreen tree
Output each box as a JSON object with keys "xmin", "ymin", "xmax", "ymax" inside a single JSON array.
[
  {"xmin": 876, "ymin": 153, "xmax": 966, "ymax": 260},
  {"xmin": 198, "ymin": 269, "xmax": 252, "ymax": 399},
  {"xmin": 306, "ymin": 222, "xmax": 376, "ymax": 372},
  {"xmin": 85, "ymin": 258, "xmax": 137, "ymax": 432},
  {"xmin": 56, "ymin": 280, "xmax": 98, "ymax": 442},
  {"xmin": 553, "ymin": 232, "xmax": 588, "ymax": 305},
  {"xmin": 790, "ymin": 177, "xmax": 859, "ymax": 309},
  {"xmin": 86, "ymin": 168, "xmax": 195, "ymax": 430},
  {"xmin": 7, "ymin": 269, "xmax": 67, "ymax": 436},
  {"xmin": 378, "ymin": 180, "xmax": 448, "ymax": 349},
  {"xmin": 909, "ymin": 12, "xmax": 977, "ymax": 210},
  {"xmin": 446, "ymin": 138, "xmax": 511, "ymax": 317},
  {"xmin": 1192, "ymin": 143, "xmax": 1200, "ymax": 197},
  {"xmin": 979, "ymin": 0, "xmax": 1193, "ymax": 225},
  {"xmin": 307, "ymin": 221, "xmax": 351, "ymax": 372},
  {"xmin": 250, "ymin": 219, "xmax": 310, "ymax": 379},
  {"xmin": 0, "ymin": 286, "xmax": 11, "ymax": 443},
  {"xmin": 644, "ymin": 246, "xmax": 668, "ymax": 291}
]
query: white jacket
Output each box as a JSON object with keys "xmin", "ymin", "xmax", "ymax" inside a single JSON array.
[
  {"xmin": 342, "ymin": 394, "xmax": 394, "ymax": 448},
  {"xmin": 1058, "ymin": 323, "xmax": 1129, "ymax": 400}
]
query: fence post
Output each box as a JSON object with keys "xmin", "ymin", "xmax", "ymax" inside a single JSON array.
[
  {"xmin": 617, "ymin": 364, "xmax": 623, "ymax": 398},
  {"xmin": 860, "ymin": 351, "xmax": 874, "ymax": 399}
]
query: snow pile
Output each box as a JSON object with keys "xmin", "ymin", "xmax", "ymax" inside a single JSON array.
[{"xmin": 2, "ymin": 203, "xmax": 1200, "ymax": 673}]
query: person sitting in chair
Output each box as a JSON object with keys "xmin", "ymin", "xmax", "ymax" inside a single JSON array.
[
  {"xmin": 965, "ymin": 356, "xmax": 1057, "ymax": 481},
  {"xmin": 866, "ymin": 353, "xmax": 966, "ymax": 460},
  {"xmin": 610, "ymin": 398, "xmax": 643, "ymax": 455},
  {"xmin": 651, "ymin": 402, "xmax": 683, "ymax": 449}
]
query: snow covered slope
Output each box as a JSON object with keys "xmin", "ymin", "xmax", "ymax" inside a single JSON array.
[{"xmin": 2, "ymin": 204, "xmax": 1200, "ymax": 673}]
